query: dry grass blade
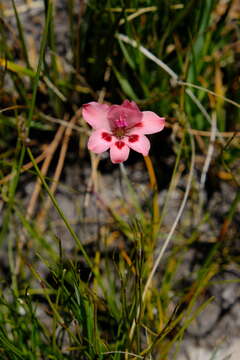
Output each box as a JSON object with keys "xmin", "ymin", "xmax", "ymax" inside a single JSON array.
[
  {"xmin": 165, "ymin": 122, "xmax": 240, "ymax": 138},
  {"xmin": 36, "ymin": 110, "xmax": 81, "ymax": 230},
  {"xmin": 26, "ymin": 124, "xmax": 66, "ymax": 218},
  {"xmin": 178, "ymin": 80, "xmax": 240, "ymax": 109},
  {"xmin": 196, "ymin": 112, "xmax": 217, "ymax": 222},
  {"xmin": 116, "ymin": 33, "xmax": 178, "ymax": 80},
  {"xmin": 129, "ymin": 133, "xmax": 196, "ymax": 341},
  {"xmin": 119, "ymin": 6, "xmax": 157, "ymax": 25}
]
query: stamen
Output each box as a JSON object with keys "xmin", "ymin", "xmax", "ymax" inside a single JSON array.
[{"xmin": 115, "ymin": 113, "xmax": 128, "ymax": 128}]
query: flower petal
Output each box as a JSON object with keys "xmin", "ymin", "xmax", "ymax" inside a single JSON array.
[
  {"xmin": 122, "ymin": 99, "xmax": 140, "ymax": 112},
  {"xmin": 88, "ymin": 129, "xmax": 113, "ymax": 154},
  {"xmin": 110, "ymin": 141, "xmax": 130, "ymax": 163},
  {"xmin": 82, "ymin": 102, "xmax": 111, "ymax": 130},
  {"xmin": 133, "ymin": 111, "xmax": 165, "ymax": 134},
  {"xmin": 126, "ymin": 134, "xmax": 150, "ymax": 156},
  {"xmin": 108, "ymin": 100, "xmax": 142, "ymax": 129}
]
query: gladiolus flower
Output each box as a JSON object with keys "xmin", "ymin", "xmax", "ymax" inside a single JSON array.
[{"xmin": 82, "ymin": 100, "xmax": 165, "ymax": 164}]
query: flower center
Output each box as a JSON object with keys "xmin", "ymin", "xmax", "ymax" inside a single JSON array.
[
  {"xmin": 113, "ymin": 127, "xmax": 126, "ymax": 138},
  {"xmin": 111, "ymin": 112, "xmax": 129, "ymax": 138}
]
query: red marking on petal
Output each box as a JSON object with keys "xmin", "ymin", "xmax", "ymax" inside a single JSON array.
[
  {"xmin": 102, "ymin": 132, "xmax": 112, "ymax": 142},
  {"xmin": 115, "ymin": 141, "xmax": 125, "ymax": 149},
  {"xmin": 134, "ymin": 122, "xmax": 143, "ymax": 128},
  {"xmin": 128, "ymin": 134, "xmax": 139, "ymax": 143}
]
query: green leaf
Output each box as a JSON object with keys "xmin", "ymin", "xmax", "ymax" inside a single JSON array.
[{"xmin": 112, "ymin": 66, "xmax": 139, "ymax": 101}]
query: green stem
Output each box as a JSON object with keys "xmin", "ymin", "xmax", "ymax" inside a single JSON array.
[
  {"xmin": 27, "ymin": 148, "xmax": 92, "ymax": 269},
  {"xmin": 27, "ymin": 148, "xmax": 106, "ymax": 297}
]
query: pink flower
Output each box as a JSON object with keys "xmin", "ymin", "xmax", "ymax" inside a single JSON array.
[{"xmin": 82, "ymin": 100, "xmax": 165, "ymax": 164}]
